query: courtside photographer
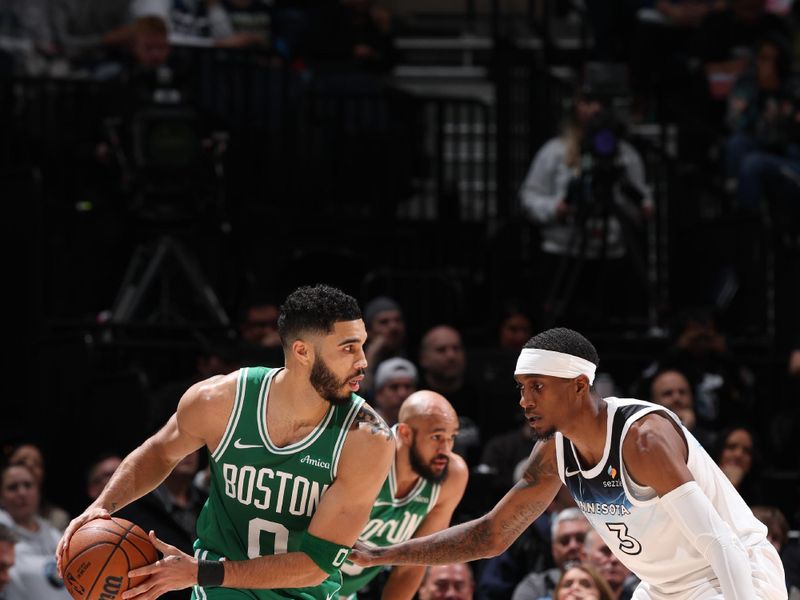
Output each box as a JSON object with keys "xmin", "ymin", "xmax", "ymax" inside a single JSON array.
[{"xmin": 519, "ymin": 64, "xmax": 654, "ymax": 330}]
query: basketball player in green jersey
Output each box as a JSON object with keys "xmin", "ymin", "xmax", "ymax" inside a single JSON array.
[
  {"xmin": 56, "ymin": 285, "xmax": 395, "ymax": 600},
  {"xmin": 339, "ymin": 391, "xmax": 468, "ymax": 600}
]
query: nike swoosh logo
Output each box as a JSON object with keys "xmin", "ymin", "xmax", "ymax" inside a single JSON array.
[
  {"xmin": 233, "ymin": 438, "xmax": 262, "ymax": 450},
  {"xmin": 565, "ymin": 468, "xmax": 581, "ymax": 477}
]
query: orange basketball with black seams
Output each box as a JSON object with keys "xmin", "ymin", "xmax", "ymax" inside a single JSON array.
[{"xmin": 63, "ymin": 517, "xmax": 158, "ymax": 600}]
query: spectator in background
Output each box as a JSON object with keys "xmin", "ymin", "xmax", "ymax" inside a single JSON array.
[
  {"xmin": 418, "ymin": 325, "xmax": 481, "ymax": 465},
  {"xmin": 372, "ymin": 357, "xmax": 417, "ymax": 426},
  {"xmin": 751, "ymin": 505, "xmax": 789, "ymax": 553},
  {"xmin": 419, "ymin": 325, "xmax": 467, "ymax": 405},
  {"xmin": 85, "ymin": 454, "xmax": 122, "ymax": 502},
  {"xmin": 239, "ymin": 297, "xmax": 282, "ymax": 350},
  {"xmin": 0, "ymin": 523, "xmax": 15, "ymax": 597},
  {"xmin": 638, "ymin": 308, "xmax": 755, "ymax": 433},
  {"xmin": 724, "ymin": 34, "xmax": 800, "ymax": 213},
  {"xmin": 468, "ymin": 301, "xmax": 533, "ymax": 439},
  {"xmin": 512, "ymin": 508, "xmax": 590, "ymax": 600},
  {"xmin": 417, "ymin": 563, "xmax": 474, "ymax": 600},
  {"xmin": 360, "ymin": 296, "xmax": 407, "ymax": 396},
  {"xmin": 789, "ymin": 338, "xmax": 800, "ymax": 377},
  {"xmin": 132, "ymin": 0, "xmax": 263, "ymax": 48},
  {"xmin": 583, "ymin": 530, "xmax": 638, "ymax": 600},
  {"xmin": 496, "ymin": 301, "xmax": 534, "ymax": 353},
  {"xmin": 129, "ymin": 15, "xmax": 171, "ymax": 69},
  {"xmin": 7, "ymin": 444, "xmax": 70, "ymax": 531},
  {"xmin": 554, "ymin": 563, "xmax": 615, "ymax": 600},
  {"xmin": 0, "ymin": 464, "xmax": 70, "ymax": 600},
  {"xmin": 649, "ymin": 368, "xmax": 716, "ymax": 449},
  {"xmin": 364, "ymin": 296, "xmax": 407, "ymax": 369},
  {"xmin": 715, "ymin": 425, "xmax": 763, "ymax": 503},
  {"xmin": 697, "ymin": 0, "xmax": 791, "ymax": 103},
  {"xmin": 50, "ymin": 0, "xmax": 141, "ymax": 60},
  {"xmin": 750, "ymin": 505, "xmax": 798, "ymax": 596},
  {"xmin": 519, "ymin": 82, "xmax": 652, "ymax": 329},
  {"xmin": 0, "ymin": 0, "xmax": 54, "ymax": 75}
]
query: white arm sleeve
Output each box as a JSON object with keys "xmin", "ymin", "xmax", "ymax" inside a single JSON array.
[{"xmin": 660, "ymin": 481, "xmax": 755, "ymax": 600}]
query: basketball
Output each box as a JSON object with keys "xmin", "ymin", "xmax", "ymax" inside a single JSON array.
[{"xmin": 63, "ymin": 517, "xmax": 158, "ymax": 600}]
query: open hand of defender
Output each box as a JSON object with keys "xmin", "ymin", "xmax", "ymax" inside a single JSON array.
[
  {"xmin": 122, "ymin": 531, "xmax": 196, "ymax": 600},
  {"xmin": 55, "ymin": 507, "xmax": 112, "ymax": 577}
]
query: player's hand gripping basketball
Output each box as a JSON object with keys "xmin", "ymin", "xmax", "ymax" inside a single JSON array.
[
  {"xmin": 56, "ymin": 507, "xmax": 112, "ymax": 577},
  {"xmin": 122, "ymin": 531, "xmax": 197, "ymax": 600}
]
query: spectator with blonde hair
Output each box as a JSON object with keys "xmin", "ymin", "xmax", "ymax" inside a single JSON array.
[{"xmin": 555, "ymin": 563, "xmax": 615, "ymax": 600}]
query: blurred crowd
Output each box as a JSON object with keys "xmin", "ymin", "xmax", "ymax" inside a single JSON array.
[
  {"xmin": 2, "ymin": 0, "xmax": 800, "ymax": 599},
  {"xmin": 0, "ymin": 0, "xmax": 394, "ymax": 78},
  {"xmin": 2, "ymin": 293, "xmax": 800, "ymax": 599}
]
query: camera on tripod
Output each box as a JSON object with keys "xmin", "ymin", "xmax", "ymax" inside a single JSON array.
[
  {"xmin": 565, "ymin": 108, "xmax": 646, "ymax": 214},
  {"xmin": 105, "ymin": 64, "xmax": 229, "ymax": 224},
  {"xmin": 106, "ymin": 64, "xmax": 232, "ymax": 329}
]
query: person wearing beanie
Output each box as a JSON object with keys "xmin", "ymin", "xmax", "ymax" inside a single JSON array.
[
  {"xmin": 373, "ymin": 357, "xmax": 418, "ymax": 426},
  {"xmin": 362, "ymin": 296, "xmax": 408, "ymax": 395}
]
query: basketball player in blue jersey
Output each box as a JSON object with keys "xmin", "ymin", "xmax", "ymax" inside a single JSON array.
[
  {"xmin": 351, "ymin": 328, "xmax": 787, "ymax": 600},
  {"xmin": 56, "ymin": 285, "xmax": 395, "ymax": 600}
]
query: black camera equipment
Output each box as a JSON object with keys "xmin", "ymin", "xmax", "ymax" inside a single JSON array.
[
  {"xmin": 105, "ymin": 75, "xmax": 231, "ymax": 328},
  {"xmin": 544, "ymin": 110, "xmax": 655, "ymax": 330}
]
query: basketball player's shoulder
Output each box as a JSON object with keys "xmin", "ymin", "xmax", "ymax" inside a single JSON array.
[
  {"xmin": 179, "ymin": 371, "xmax": 239, "ymax": 415},
  {"xmin": 443, "ymin": 450, "xmax": 469, "ymax": 493},
  {"xmin": 624, "ymin": 410, "xmax": 683, "ymax": 452},
  {"xmin": 350, "ymin": 401, "xmax": 394, "ymax": 444},
  {"xmin": 621, "ymin": 412, "xmax": 688, "ymax": 485},
  {"xmin": 338, "ymin": 402, "xmax": 394, "ymax": 478}
]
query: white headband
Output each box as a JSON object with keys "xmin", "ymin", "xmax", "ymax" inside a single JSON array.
[{"xmin": 515, "ymin": 348, "xmax": 597, "ymax": 385}]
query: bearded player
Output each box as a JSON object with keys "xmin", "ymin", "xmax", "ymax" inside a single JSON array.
[
  {"xmin": 57, "ymin": 285, "xmax": 395, "ymax": 600},
  {"xmin": 351, "ymin": 328, "xmax": 786, "ymax": 600},
  {"xmin": 339, "ymin": 391, "xmax": 468, "ymax": 599}
]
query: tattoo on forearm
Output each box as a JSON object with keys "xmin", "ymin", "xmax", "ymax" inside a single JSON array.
[
  {"xmin": 499, "ymin": 501, "xmax": 545, "ymax": 542},
  {"xmin": 355, "ymin": 406, "xmax": 392, "ymax": 441},
  {"xmin": 395, "ymin": 519, "xmax": 494, "ymax": 564},
  {"xmin": 520, "ymin": 449, "xmax": 556, "ymax": 488}
]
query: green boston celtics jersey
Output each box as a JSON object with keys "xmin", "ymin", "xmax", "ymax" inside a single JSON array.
[
  {"xmin": 191, "ymin": 367, "xmax": 364, "ymax": 600},
  {"xmin": 338, "ymin": 441, "xmax": 441, "ymax": 597}
]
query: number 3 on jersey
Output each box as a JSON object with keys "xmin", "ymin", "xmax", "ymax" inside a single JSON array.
[
  {"xmin": 606, "ymin": 522, "xmax": 642, "ymax": 555},
  {"xmin": 248, "ymin": 518, "xmax": 289, "ymax": 558}
]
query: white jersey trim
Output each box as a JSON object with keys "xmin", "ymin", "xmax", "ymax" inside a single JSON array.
[
  {"xmin": 387, "ymin": 453, "xmax": 427, "ymax": 507},
  {"xmin": 257, "ymin": 368, "xmax": 336, "ymax": 455},
  {"xmin": 555, "ymin": 432, "xmax": 566, "ymax": 486},
  {"xmin": 615, "ymin": 400, "xmax": 689, "ymax": 507},
  {"xmin": 568, "ymin": 398, "xmax": 616, "ymax": 478},
  {"xmin": 331, "ymin": 396, "xmax": 365, "ymax": 479},
  {"xmin": 210, "ymin": 367, "xmax": 247, "ymax": 462}
]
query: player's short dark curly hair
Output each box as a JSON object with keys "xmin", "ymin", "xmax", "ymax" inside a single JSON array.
[
  {"xmin": 523, "ymin": 327, "xmax": 599, "ymax": 367},
  {"xmin": 278, "ymin": 284, "xmax": 361, "ymax": 348}
]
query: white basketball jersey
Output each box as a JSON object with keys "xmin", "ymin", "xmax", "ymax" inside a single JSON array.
[{"xmin": 556, "ymin": 397, "xmax": 770, "ymax": 597}]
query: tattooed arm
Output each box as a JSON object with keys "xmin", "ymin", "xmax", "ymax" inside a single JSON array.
[{"xmin": 350, "ymin": 438, "xmax": 562, "ymax": 567}]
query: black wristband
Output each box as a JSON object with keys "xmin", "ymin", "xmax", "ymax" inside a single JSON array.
[{"xmin": 197, "ymin": 559, "xmax": 225, "ymax": 587}]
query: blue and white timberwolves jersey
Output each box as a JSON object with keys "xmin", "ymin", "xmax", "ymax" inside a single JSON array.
[{"xmin": 555, "ymin": 397, "xmax": 772, "ymax": 597}]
